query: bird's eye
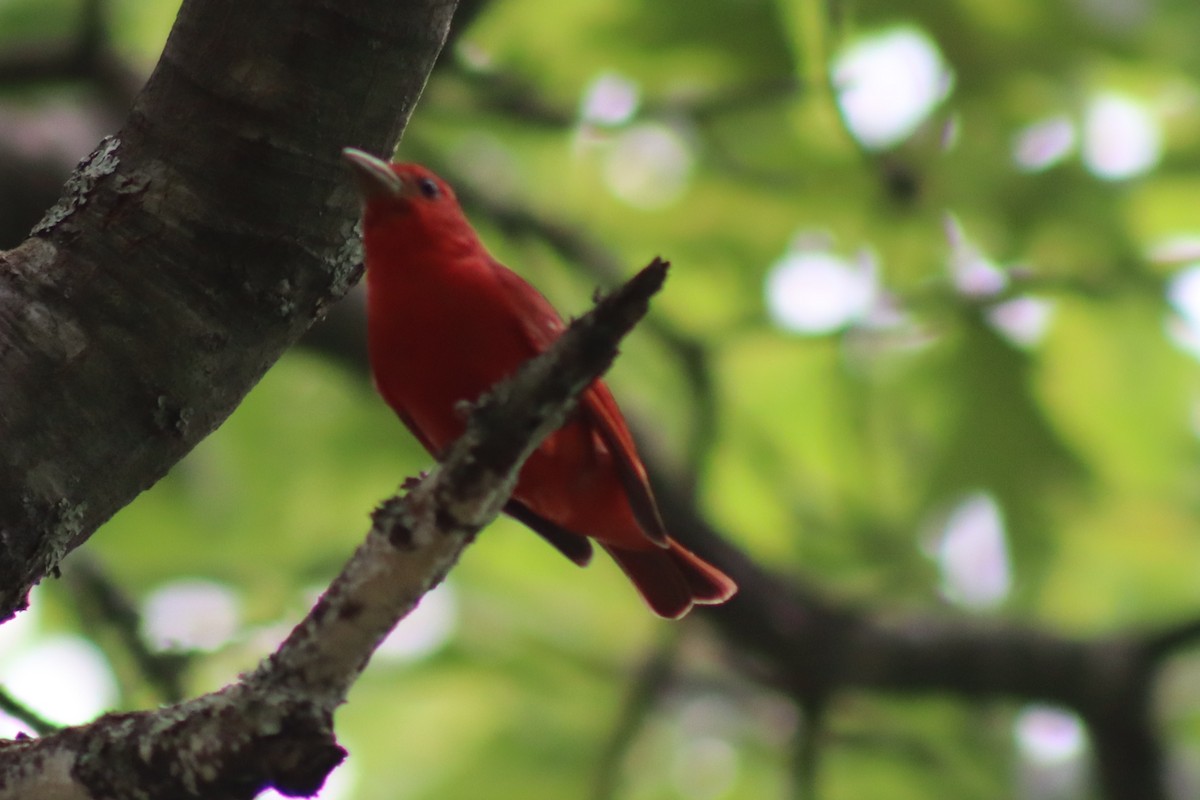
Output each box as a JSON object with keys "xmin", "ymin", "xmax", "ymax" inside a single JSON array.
[{"xmin": 417, "ymin": 177, "xmax": 440, "ymax": 199}]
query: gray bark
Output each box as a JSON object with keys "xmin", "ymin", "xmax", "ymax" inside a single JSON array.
[{"xmin": 0, "ymin": 0, "xmax": 459, "ymax": 620}]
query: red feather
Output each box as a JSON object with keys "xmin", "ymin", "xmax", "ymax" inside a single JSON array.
[{"xmin": 345, "ymin": 150, "xmax": 736, "ymax": 618}]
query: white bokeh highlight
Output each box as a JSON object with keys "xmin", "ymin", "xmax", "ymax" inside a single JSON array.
[
  {"xmin": 0, "ymin": 712, "xmax": 34, "ymax": 739},
  {"xmin": 945, "ymin": 215, "xmax": 1054, "ymax": 347},
  {"xmin": 1015, "ymin": 706, "xmax": 1087, "ymax": 763},
  {"xmin": 766, "ymin": 246, "xmax": 878, "ymax": 334},
  {"xmin": 833, "ymin": 27, "xmax": 954, "ymax": 149},
  {"xmin": 952, "ymin": 252, "xmax": 1008, "ymax": 298},
  {"xmin": 579, "ymin": 73, "xmax": 640, "ymax": 127},
  {"xmin": 988, "ymin": 296, "xmax": 1056, "ymax": 348},
  {"xmin": 1149, "ymin": 235, "xmax": 1200, "ymax": 265},
  {"xmin": 1, "ymin": 636, "xmax": 118, "ymax": 725},
  {"xmin": 1082, "ymin": 93, "xmax": 1161, "ymax": 180},
  {"xmin": 932, "ymin": 493, "xmax": 1012, "ymax": 610},
  {"xmin": 1166, "ymin": 264, "xmax": 1200, "ymax": 359},
  {"xmin": 671, "ymin": 697, "xmax": 740, "ymax": 800},
  {"xmin": 0, "ymin": 588, "xmax": 41, "ymax": 657},
  {"xmin": 142, "ymin": 578, "xmax": 242, "ymax": 652},
  {"xmin": 945, "ymin": 213, "xmax": 1007, "ymax": 298},
  {"xmin": 603, "ymin": 123, "xmax": 694, "ymax": 209},
  {"xmin": 1013, "ymin": 116, "xmax": 1077, "ymax": 172},
  {"xmin": 1014, "ymin": 705, "xmax": 1088, "ymax": 799}
]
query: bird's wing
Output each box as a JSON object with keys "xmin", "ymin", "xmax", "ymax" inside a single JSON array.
[
  {"xmin": 492, "ymin": 261, "xmax": 669, "ymax": 547},
  {"xmin": 490, "ymin": 259, "xmax": 568, "ymax": 348},
  {"xmin": 503, "ymin": 499, "xmax": 595, "ymax": 565}
]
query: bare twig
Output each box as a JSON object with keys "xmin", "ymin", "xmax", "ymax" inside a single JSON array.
[
  {"xmin": 0, "ymin": 259, "xmax": 666, "ymax": 798},
  {"xmin": 0, "ymin": 687, "xmax": 58, "ymax": 737},
  {"xmin": 63, "ymin": 556, "xmax": 191, "ymax": 704},
  {"xmin": 591, "ymin": 631, "xmax": 680, "ymax": 800},
  {"xmin": 262, "ymin": 257, "xmax": 669, "ymax": 706}
]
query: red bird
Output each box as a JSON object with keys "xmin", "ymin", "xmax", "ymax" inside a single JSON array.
[{"xmin": 343, "ymin": 148, "xmax": 736, "ymax": 618}]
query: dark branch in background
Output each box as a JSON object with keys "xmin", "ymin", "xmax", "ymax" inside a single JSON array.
[
  {"xmin": 431, "ymin": 61, "xmax": 807, "ymax": 186},
  {"xmin": 591, "ymin": 631, "xmax": 680, "ymax": 800},
  {"xmin": 650, "ymin": 473, "xmax": 1186, "ymax": 800},
  {"xmin": 0, "ymin": 687, "xmax": 58, "ymax": 737},
  {"xmin": 1145, "ymin": 615, "xmax": 1200, "ymax": 661},
  {"xmin": 439, "ymin": 60, "xmax": 801, "ymax": 130},
  {"xmin": 0, "ymin": 259, "xmax": 665, "ymax": 799},
  {"xmin": 63, "ymin": 556, "xmax": 191, "ymax": 704},
  {"xmin": 0, "ymin": 0, "xmax": 141, "ymax": 104},
  {"xmin": 0, "ymin": 0, "xmax": 135, "ymax": 250}
]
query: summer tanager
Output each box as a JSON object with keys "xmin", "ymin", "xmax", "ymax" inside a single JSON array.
[{"xmin": 343, "ymin": 148, "xmax": 736, "ymax": 618}]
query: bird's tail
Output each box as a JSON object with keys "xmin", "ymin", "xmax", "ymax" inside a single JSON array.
[{"xmin": 604, "ymin": 540, "xmax": 737, "ymax": 619}]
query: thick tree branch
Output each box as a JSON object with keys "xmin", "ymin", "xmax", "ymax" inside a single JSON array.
[
  {"xmin": 0, "ymin": 258, "xmax": 666, "ymax": 799},
  {"xmin": 0, "ymin": 0, "xmax": 460, "ymax": 622}
]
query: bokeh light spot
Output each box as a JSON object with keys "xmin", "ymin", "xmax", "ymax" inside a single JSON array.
[
  {"xmin": 579, "ymin": 73, "xmax": 640, "ymax": 127},
  {"xmin": 1013, "ymin": 116, "xmax": 1076, "ymax": 172},
  {"xmin": 1, "ymin": 636, "xmax": 117, "ymax": 725},
  {"xmin": 143, "ymin": 578, "xmax": 242, "ymax": 652},
  {"xmin": 988, "ymin": 296, "xmax": 1055, "ymax": 348},
  {"xmin": 933, "ymin": 493, "xmax": 1011, "ymax": 610},
  {"xmin": 1082, "ymin": 93, "xmax": 1160, "ymax": 180},
  {"xmin": 1149, "ymin": 235, "xmax": 1200, "ymax": 265},
  {"xmin": 766, "ymin": 247, "xmax": 877, "ymax": 334},
  {"xmin": 603, "ymin": 123, "xmax": 693, "ymax": 209},
  {"xmin": 1165, "ymin": 264, "xmax": 1200, "ymax": 358},
  {"xmin": 1015, "ymin": 705, "xmax": 1087, "ymax": 764},
  {"xmin": 833, "ymin": 27, "xmax": 954, "ymax": 149},
  {"xmin": 671, "ymin": 737, "xmax": 738, "ymax": 800}
]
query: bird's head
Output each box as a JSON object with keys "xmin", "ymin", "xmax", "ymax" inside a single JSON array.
[{"xmin": 342, "ymin": 148, "xmax": 471, "ymax": 252}]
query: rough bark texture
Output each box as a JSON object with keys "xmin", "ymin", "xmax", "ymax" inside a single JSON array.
[{"xmin": 0, "ymin": 0, "xmax": 459, "ymax": 621}]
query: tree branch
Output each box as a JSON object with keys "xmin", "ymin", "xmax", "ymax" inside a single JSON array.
[
  {"xmin": 651, "ymin": 475, "xmax": 1174, "ymax": 800},
  {"xmin": 63, "ymin": 556, "xmax": 192, "ymax": 705},
  {"xmin": 0, "ymin": 257, "xmax": 667, "ymax": 799},
  {"xmin": 591, "ymin": 633, "xmax": 680, "ymax": 800},
  {"xmin": 294, "ymin": 178, "xmax": 1190, "ymax": 799},
  {"xmin": 0, "ymin": 687, "xmax": 58, "ymax": 737},
  {"xmin": 0, "ymin": 0, "xmax": 460, "ymax": 622}
]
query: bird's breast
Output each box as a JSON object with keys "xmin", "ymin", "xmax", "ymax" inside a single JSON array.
[{"xmin": 366, "ymin": 263, "xmax": 534, "ymax": 452}]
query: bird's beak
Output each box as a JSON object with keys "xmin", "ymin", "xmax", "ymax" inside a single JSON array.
[{"xmin": 342, "ymin": 147, "xmax": 403, "ymax": 200}]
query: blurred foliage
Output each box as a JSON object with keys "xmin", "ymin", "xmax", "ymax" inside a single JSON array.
[{"xmin": 6, "ymin": 0, "xmax": 1200, "ymax": 797}]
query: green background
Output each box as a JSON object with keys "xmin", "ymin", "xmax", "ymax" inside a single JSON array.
[{"xmin": 6, "ymin": 0, "xmax": 1200, "ymax": 797}]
